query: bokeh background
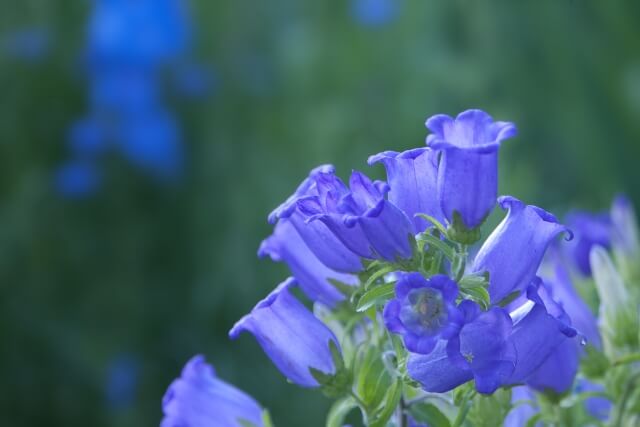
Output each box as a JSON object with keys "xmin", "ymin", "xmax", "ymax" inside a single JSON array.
[{"xmin": 1, "ymin": 0, "xmax": 639, "ymax": 426}]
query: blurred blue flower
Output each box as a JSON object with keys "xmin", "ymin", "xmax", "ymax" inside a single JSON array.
[
  {"xmin": 368, "ymin": 148, "xmax": 443, "ymax": 231},
  {"xmin": 384, "ymin": 273, "xmax": 462, "ymax": 354},
  {"xmin": 575, "ymin": 378, "xmax": 612, "ymax": 421},
  {"xmin": 350, "ymin": 0, "xmax": 399, "ymax": 27},
  {"xmin": 162, "ymin": 355, "xmax": 264, "ymax": 427},
  {"xmin": 563, "ymin": 211, "xmax": 611, "ymax": 276},
  {"xmin": 259, "ymin": 219, "xmax": 356, "ymax": 307},
  {"xmin": 471, "ymin": 196, "xmax": 570, "ymax": 304},
  {"xmin": 426, "ymin": 109, "xmax": 517, "ymax": 230},
  {"xmin": 117, "ymin": 110, "xmax": 183, "ymax": 179},
  {"xmin": 2, "ymin": 28, "xmax": 50, "ymax": 62},
  {"xmin": 54, "ymin": 160, "xmax": 101, "ymax": 197},
  {"xmin": 89, "ymin": 67, "xmax": 160, "ymax": 114},
  {"xmin": 504, "ymin": 386, "xmax": 541, "ymax": 427},
  {"xmin": 105, "ymin": 353, "xmax": 139, "ymax": 410},
  {"xmin": 87, "ymin": 0, "xmax": 191, "ymax": 67},
  {"xmin": 67, "ymin": 117, "xmax": 109, "ymax": 157},
  {"xmin": 229, "ymin": 277, "xmax": 341, "ymax": 387}
]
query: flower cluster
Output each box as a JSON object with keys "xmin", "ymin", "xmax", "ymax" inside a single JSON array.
[
  {"xmin": 161, "ymin": 109, "xmax": 640, "ymax": 427},
  {"xmin": 55, "ymin": 0, "xmax": 208, "ymax": 197}
]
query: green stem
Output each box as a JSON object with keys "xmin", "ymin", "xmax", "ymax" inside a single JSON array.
[
  {"xmin": 612, "ymin": 352, "xmax": 640, "ymax": 366},
  {"xmin": 613, "ymin": 371, "xmax": 640, "ymax": 427}
]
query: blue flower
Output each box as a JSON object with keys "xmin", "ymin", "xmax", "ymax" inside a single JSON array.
[
  {"xmin": 161, "ymin": 355, "xmax": 263, "ymax": 427},
  {"xmin": 525, "ymin": 338, "xmax": 579, "ymax": 394},
  {"xmin": 117, "ymin": 110, "xmax": 183, "ymax": 179},
  {"xmin": 504, "ymin": 386, "xmax": 541, "ymax": 427},
  {"xmin": 541, "ymin": 260, "xmax": 601, "ymax": 349},
  {"xmin": 350, "ymin": 0, "xmax": 399, "ymax": 27},
  {"xmin": 505, "ymin": 283, "xmax": 577, "ymax": 387},
  {"xmin": 384, "ymin": 273, "xmax": 462, "ymax": 354},
  {"xmin": 406, "ymin": 301, "xmax": 515, "ymax": 394},
  {"xmin": 426, "ymin": 109, "xmax": 517, "ymax": 229},
  {"xmin": 299, "ymin": 170, "xmax": 416, "ymax": 262},
  {"xmin": 89, "ymin": 67, "xmax": 159, "ymax": 115},
  {"xmin": 575, "ymin": 379, "xmax": 612, "ymax": 421},
  {"xmin": 229, "ymin": 278, "xmax": 342, "ymax": 387},
  {"xmin": 259, "ymin": 219, "xmax": 356, "ymax": 307},
  {"xmin": 563, "ymin": 211, "xmax": 611, "ymax": 276},
  {"xmin": 88, "ymin": 0, "xmax": 190, "ymax": 67},
  {"xmin": 67, "ymin": 117, "xmax": 109, "ymax": 158},
  {"xmin": 54, "ymin": 160, "xmax": 101, "ymax": 197},
  {"xmin": 368, "ymin": 148, "xmax": 443, "ymax": 231},
  {"xmin": 268, "ymin": 165, "xmax": 364, "ymax": 273},
  {"xmin": 471, "ymin": 196, "xmax": 570, "ymax": 304}
]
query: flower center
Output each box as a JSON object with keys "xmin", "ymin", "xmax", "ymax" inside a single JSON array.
[{"xmin": 399, "ymin": 288, "xmax": 448, "ymax": 336}]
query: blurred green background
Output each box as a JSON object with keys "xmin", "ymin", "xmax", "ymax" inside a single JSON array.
[{"xmin": 1, "ymin": 0, "xmax": 639, "ymax": 426}]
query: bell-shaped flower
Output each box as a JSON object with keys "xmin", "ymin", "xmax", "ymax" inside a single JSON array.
[
  {"xmin": 407, "ymin": 301, "xmax": 515, "ymax": 394},
  {"xmin": 575, "ymin": 379, "xmax": 612, "ymax": 421},
  {"xmin": 259, "ymin": 219, "xmax": 356, "ymax": 307},
  {"xmin": 229, "ymin": 278, "xmax": 341, "ymax": 387},
  {"xmin": 471, "ymin": 196, "xmax": 570, "ymax": 304},
  {"xmin": 268, "ymin": 165, "xmax": 364, "ymax": 273},
  {"xmin": 425, "ymin": 109, "xmax": 517, "ymax": 229},
  {"xmin": 300, "ymin": 170, "xmax": 416, "ymax": 262},
  {"xmin": 161, "ymin": 355, "xmax": 264, "ymax": 427},
  {"xmin": 383, "ymin": 273, "xmax": 462, "ymax": 354},
  {"xmin": 525, "ymin": 338, "xmax": 579, "ymax": 394},
  {"xmin": 563, "ymin": 210, "xmax": 611, "ymax": 275},
  {"xmin": 368, "ymin": 147, "xmax": 443, "ymax": 231},
  {"xmin": 505, "ymin": 283, "xmax": 577, "ymax": 386},
  {"xmin": 541, "ymin": 259, "xmax": 601, "ymax": 349}
]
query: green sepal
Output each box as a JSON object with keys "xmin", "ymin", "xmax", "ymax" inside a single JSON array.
[
  {"xmin": 415, "ymin": 213, "xmax": 448, "ymax": 236},
  {"xmin": 466, "ymin": 388, "xmax": 512, "ymax": 427},
  {"xmin": 459, "ymin": 273, "xmax": 489, "ymax": 289},
  {"xmin": 446, "ymin": 211, "xmax": 482, "ymax": 245},
  {"xmin": 326, "ymin": 397, "xmax": 358, "ymax": 427},
  {"xmin": 580, "ymin": 346, "xmax": 610, "ymax": 379},
  {"xmin": 309, "ymin": 340, "xmax": 352, "ymax": 398},
  {"xmin": 355, "ymin": 281, "xmax": 396, "ymax": 312},
  {"xmin": 408, "ymin": 402, "xmax": 452, "ymax": 427}
]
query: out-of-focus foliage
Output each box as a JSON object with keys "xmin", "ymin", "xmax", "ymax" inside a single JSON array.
[{"xmin": 0, "ymin": 1, "xmax": 639, "ymax": 426}]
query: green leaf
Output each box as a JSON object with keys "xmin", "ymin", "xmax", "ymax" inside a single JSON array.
[
  {"xmin": 459, "ymin": 273, "xmax": 488, "ymax": 289},
  {"xmin": 416, "ymin": 233, "xmax": 455, "ymax": 261},
  {"xmin": 326, "ymin": 397, "xmax": 358, "ymax": 427},
  {"xmin": 262, "ymin": 410, "xmax": 275, "ymax": 427},
  {"xmin": 369, "ymin": 379, "xmax": 403, "ymax": 427},
  {"xmin": 460, "ymin": 286, "xmax": 490, "ymax": 310},
  {"xmin": 354, "ymin": 344, "xmax": 393, "ymax": 410},
  {"xmin": 525, "ymin": 413, "xmax": 543, "ymax": 427},
  {"xmin": 355, "ymin": 282, "xmax": 396, "ymax": 312},
  {"xmin": 409, "ymin": 402, "xmax": 451, "ymax": 427},
  {"xmin": 363, "ymin": 266, "xmax": 396, "ymax": 290},
  {"xmin": 328, "ymin": 278, "xmax": 356, "ymax": 297},
  {"xmin": 416, "ymin": 213, "xmax": 448, "ymax": 236}
]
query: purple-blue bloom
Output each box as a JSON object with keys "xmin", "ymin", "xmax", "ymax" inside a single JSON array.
[
  {"xmin": 563, "ymin": 211, "xmax": 611, "ymax": 276},
  {"xmin": 68, "ymin": 117, "xmax": 109, "ymax": 158},
  {"xmin": 406, "ymin": 301, "xmax": 515, "ymax": 394},
  {"xmin": 384, "ymin": 273, "xmax": 462, "ymax": 354},
  {"xmin": 505, "ymin": 284, "xmax": 577, "ymax": 387},
  {"xmin": 300, "ymin": 170, "xmax": 416, "ymax": 262},
  {"xmin": 259, "ymin": 219, "xmax": 356, "ymax": 306},
  {"xmin": 350, "ymin": 0, "xmax": 399, "ymax": 27},
  {"xmin": 268, "ymin": 165, "xmax": 365, "ymax": 273},
  {"xmin": 504, "ymin": 386, "xmax": 541, "ymax": 427},
  {"xmin": 229, "ymin": 278, "xmax": 341, "ymax": 387},
  {"xmin": 425, "ymin": 109, "xmax": 517, "ymax": 229},
  {"xmin": 471, "ymin": 196, "xmax": 570, "ymax": 304},
  {"xmin": 368, "ymin": 148, "xmax": 443, "ymax": 231},
  {"xmin": 161, "ymin": 355, "xmax": 263, "ymax": 427},
  {"xmin": 525, "ymin": 338, "xmax": 578, "ymax": 394},
  {"xmin": 54, "ymin": 160, "xmax": 101, "ymax": 197},
  {"xmin": 445, "ymin": 301, "xmax": 516, "ymax": 394},
  {"xmin": 576, "ymin": 378, "xmax": 612, "ymax": 421}
]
